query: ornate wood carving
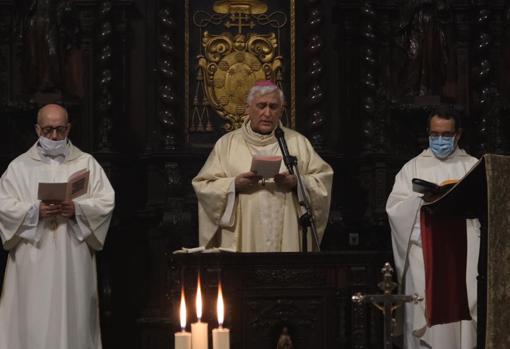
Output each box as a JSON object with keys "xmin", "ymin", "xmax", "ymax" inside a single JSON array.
[
  {"xmin": 158, "ymin": 0, "xmax": 179, "ymax": 150},
  {"xmin": 473, "ymin": 1, "xmax": 491, "ymax": 154},
  {"xmin": 96, "ymin": 0, "xmax": 114, "ymax": 151},
  {"xmin": 246, "ymin": 268, "xmax": 328, "ymax": 287},
  {"xmin": 162, "ymin": 252, "xmax": 391, "ymax": 349},
  {"xmin": 186, "ymin": 0, "xmax": 295, "ymax": 145},
  {"xmin": 359, "ymin": 1, "xmax": 377, "ymax": 154},
  {"xmin": 304, "ymin": 0, "xmax": 325, "ymax": 150}
]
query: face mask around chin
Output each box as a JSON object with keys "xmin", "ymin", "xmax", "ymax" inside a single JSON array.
[
  {"xmin": 38, "ymin": 137, "xmax": 68, "ymax": 156},
  {"xmin": 429, "ymin": 136, "xmax": 455, "ymax": 159}
]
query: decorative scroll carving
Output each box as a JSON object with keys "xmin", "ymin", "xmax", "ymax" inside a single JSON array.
[
  {"xmin": 246, "ymin": 268, "xmax": 327, "ymax": 287},
  {"xmin": 304, "ymin": 1, "xmax": 325, "ymax": 150},
  {"xmin": 163, "ymin": 161, "xmax": 183, "ymax": 198},
  {"xmin": 158, "ymin": 1, "xmax": 178, "ymax": 150},
  {"xmin": 195, "ymin": 31, "xmax": 282, "ymax": 131},
  {"xmin": 247, "ymin": 298, "xmax": 321, "ymax": 330}
]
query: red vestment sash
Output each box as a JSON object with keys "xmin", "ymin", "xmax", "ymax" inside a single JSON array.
[{"xmin": 420, "ymin": 208, "xmax": 471, "ymax": 326}]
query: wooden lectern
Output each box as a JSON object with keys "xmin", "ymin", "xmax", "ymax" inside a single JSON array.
[{"xmin": 424, "ymin": 154, "xmax": 510, "ymax": 349}]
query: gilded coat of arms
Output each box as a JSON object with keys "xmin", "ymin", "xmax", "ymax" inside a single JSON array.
[{"xmin": 187, "ymin": 0, "xmax": 293, "ymax": 134}]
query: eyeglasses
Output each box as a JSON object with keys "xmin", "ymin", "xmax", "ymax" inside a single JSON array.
[
  {"xmin": 429, "ymin": 131, "xmax": 456, "ymax": 138},
  {"xmin": 38, "ymin": 125, "xmax": 69, "ymax": 136}
]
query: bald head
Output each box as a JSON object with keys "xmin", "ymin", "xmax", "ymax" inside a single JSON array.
[
  {"xmin": 36, "ymin": 104, "xmax": 71, "ymax": 140},
  {"xmin": 37, "ymin": 104, "xmax": 69, "ymax": 124}
]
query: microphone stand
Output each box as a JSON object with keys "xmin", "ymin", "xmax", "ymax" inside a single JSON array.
[{"xmin": 275, "ymin": 128, "xmax": 321, "ymax": 252}]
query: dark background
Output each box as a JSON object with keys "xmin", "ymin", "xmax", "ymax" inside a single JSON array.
[{"xmin": 0, "ymin": 0, "xmax": 509, "ymax": 348}]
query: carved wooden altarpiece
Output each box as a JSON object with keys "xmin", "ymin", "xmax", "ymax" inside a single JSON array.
[{"xmin": 163, "ymin": 252, "xmax": 392, "ymax": 349}]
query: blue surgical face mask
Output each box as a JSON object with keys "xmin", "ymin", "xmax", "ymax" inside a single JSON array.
[{"xmin": 429, "ymin": 136, "xmax": 455, "ymax": 159}]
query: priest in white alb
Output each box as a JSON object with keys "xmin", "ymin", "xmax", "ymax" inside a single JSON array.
[
  {"xmin": 192, "ymin": 81, "xmax": 333, "ymax": 252},
  {"xmin": 0, "ymin": 104, "xmax": 115, "ymax": 349},
  {"xmin": 386, "ymin": 106, "xmax": 479, "ymax": 349}
]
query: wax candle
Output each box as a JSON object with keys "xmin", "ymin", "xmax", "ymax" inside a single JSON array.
[
  {"xmin": 191, "ymin": 274, "xmax": 208, "ymax": 349},
  {"xmin": 175, "ymin": 286, "xmax": 191, "ymax": 349},
  {"xmin": 212, "ymin": 283, "xmax": 230, "ymax": 349}
]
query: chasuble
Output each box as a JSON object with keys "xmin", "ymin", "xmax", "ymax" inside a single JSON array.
[{"xmin": 192, "ymin": 120, "xmax": 333, "ymax": 252}]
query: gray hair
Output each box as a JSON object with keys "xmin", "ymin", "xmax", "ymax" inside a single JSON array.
[{"xmin": 246, "ymin": 84, "xmax": 285, "ymax": 106}]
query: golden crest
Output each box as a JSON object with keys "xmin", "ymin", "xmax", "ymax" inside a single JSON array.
[
  {"xmin": 187, "ymin": 0, "xmax": 294, "ymax": 134},
  {"xmin": 197, "ymin": 32, "xmax": 282, "ymax": 130}
]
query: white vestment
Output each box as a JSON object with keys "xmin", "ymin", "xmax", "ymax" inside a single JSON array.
[
  {"xmin": 192, "ymin": 121, "xmax": 333, "ymax": 252},
  {"xmin": 0, "ymin": 142, "xmax": 115, "ymax": 349},
  {"xmin": 386, "ymin": 148, "xmax": 479, "ymax": 349}
]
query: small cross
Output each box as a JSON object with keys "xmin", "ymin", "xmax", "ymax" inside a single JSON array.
[
  {"xmin": 225, "ymin": 12, "xmax": 255, "ymax": 34},
  {"xmin": 352, "ymin": 262, "xmax": 423, "ymax": 349}
]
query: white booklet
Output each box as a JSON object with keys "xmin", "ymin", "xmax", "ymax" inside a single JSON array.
[
  {"xmin": 250, "ymin": 155, "xmax": 282, "ymax": 178},
  {"xmin": 38, "ymin": 168, "xmax": 90, "ymax": 202}
]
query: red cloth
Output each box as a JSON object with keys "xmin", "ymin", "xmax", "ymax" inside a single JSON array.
[{"xmin": 420, "ymin": 208, "xmax": 471, "ymax": 326}]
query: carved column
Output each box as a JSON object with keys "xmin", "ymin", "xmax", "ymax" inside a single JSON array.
[
  {"xmin": 94, "ymin": 2, "xmax": 113, "ymax": 348},
  {"xmin": 158, "ymin": 0, "xmax": 178, "ymax": 150},
  {"xmin": 359, "ymin": 1, "xmax": 377, "ymax": 155},
  {"xmin": 358, "ymin": 1, "xmax": 389, "ymax": 230},
  {"xmin": 304, "ymin": 0, "xmax": 325, "ymax": 150},
  {"xmin": 96, "ymin": 0, "xmax": 114, "ymax": 152},
  {"xmin": 454, "ymin": 5, "xmax": 471, "ymax": 109}
]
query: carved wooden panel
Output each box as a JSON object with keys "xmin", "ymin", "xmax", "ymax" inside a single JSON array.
[{"xmin": 155, "ymin": 252, "xmax": 391, "ymax": 349}]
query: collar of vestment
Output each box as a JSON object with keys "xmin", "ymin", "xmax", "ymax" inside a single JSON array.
[
  {"xmin": 421, "ymin": 147, "xmax": 470, "ymax": 159},
  {"xmin": 27, "ymin": 140, "xmax": 83, "ymax": 162},
  {"xmin": 241, "ymin": 118, "xmax": 282, "ymax": 146}
]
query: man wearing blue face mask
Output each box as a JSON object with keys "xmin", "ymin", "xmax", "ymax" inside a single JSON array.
[
  {"xmin": 0, "ymin": 104, "xmax": 115, "ymax": 349},
  {"xmin": 386, "ymin": 105, "xmax": 480, "ymax": 349}
]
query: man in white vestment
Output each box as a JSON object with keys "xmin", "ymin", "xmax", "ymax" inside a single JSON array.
[
  {"xmin": 192, "ymin": 81, "xmax": 333, "ymax": 252},
  {"xmin": 386, "ymin": 106, "xmax": 479, "ymax": 349},
  {"xmin": 0, "ymin": 104, "xmax": 115, "ymax": 349}
]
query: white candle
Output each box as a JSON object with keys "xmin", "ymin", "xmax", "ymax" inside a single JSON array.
[
  {"xmin": 212, "ymin": 327, "xmax": 229, "ymax": 349},
  {"xmin": 175, "ymin": 331, "xmax": 192, "ymax": 349},
  {"xmin": 212, "ymin": 283, "xmax": 230, "ymax": 349},
  {"xmin": 175, "ymin": 286, "xmax": 191, "ymax": 349},
  {"xmin": 191, "ymin": 274, "xmax": 208, "ymax": 349},
  {"xmin": 191, "ymin": 321, "xmax": 208, "ymax": 349}
]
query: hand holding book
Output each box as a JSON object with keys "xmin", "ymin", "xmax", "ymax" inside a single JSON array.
[
  {"xmin": 250, "ymin": 155, "xmax": 282, "ymax": 178},
  {"xmin": 412, "ymin": 178, "xmax": 458, "ymax": 202},
  {"xmin": 38, "ymin": 168, "xmax": 90, "ymax": 202}
]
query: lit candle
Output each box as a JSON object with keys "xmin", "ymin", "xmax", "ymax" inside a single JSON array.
[
  {"xmin": 175, "ymin": 286, "xmax": 191, "ymax": 349},
  {"xmin": 212, "ymin": 283, "xmax": 230, "ymax": 349},
  {"xmin": 191, "ymin": 274, "xmax": 208, "ymax": 349}
]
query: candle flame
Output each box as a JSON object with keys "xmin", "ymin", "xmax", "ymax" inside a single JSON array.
[
  {"xmin": 179, "ymin": 286, "xmax": 187, "ymax": 330},
  {"xmin": 196, "ymin": 273, "xmax": 203, "ymax": 321},
  {"xmin": 217, "ymin": 283, "xmax": 224, "ymax": 326}
]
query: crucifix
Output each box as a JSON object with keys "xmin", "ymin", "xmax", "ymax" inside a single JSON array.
[{"xmin": 352, "ymin": 262, "xmax": 423, "ymax": 349}]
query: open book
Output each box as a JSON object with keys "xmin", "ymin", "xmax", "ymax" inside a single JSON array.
[
  {"xmin": 38, "ymin": 168, "xmax": 90, "ymax": 202},
  {"xmin": 412, "ymin": 178, "xmax": 457, "ymax": 196},
  {"xmin": 250, "ymin": 155, "xmax": 282, "ymax": 178}
]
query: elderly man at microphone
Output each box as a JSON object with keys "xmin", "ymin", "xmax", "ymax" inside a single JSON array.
[{"xmin": 192, "ymin": 81, "xmax": 333, "ymax": 252}]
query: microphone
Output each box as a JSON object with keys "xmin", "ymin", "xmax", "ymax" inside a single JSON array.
[{"xmin": 275, "ymin": 127, "xmax": 294, "ymax": 175}]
